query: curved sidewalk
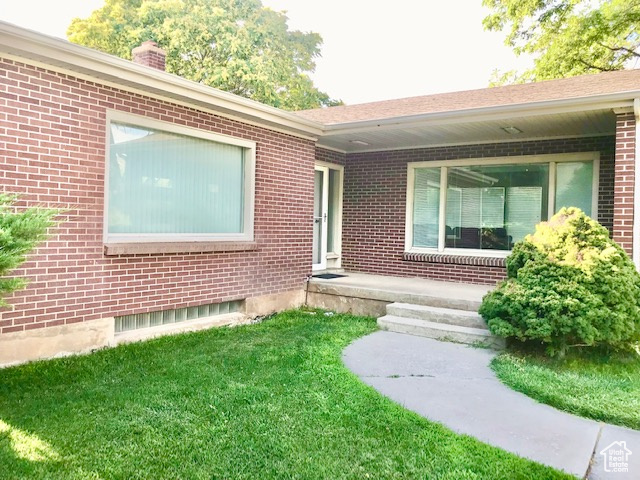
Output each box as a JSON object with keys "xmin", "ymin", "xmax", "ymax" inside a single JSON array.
[{"xmin": 343, "ymin": 331, "xmax": 640, "ymax": 479}]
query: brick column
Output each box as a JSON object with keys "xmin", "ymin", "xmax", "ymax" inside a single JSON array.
[{"xmin": 613, "ymin": 112, "xmax": 636, "ymax": 256}]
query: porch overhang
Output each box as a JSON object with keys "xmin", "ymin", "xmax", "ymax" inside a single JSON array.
[{"xmin": 316, "ymin": 95, "xmax": 638, "ymax": 153}]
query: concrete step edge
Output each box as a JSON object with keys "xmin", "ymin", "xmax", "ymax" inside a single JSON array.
[
  {"xmin": 387, "ymin": 302, "xmax": 484, "ymax": 317},
  {"xmin": 386, "ymin": 302, "xmax": 486, "ymax": 328},
  {"xmin": 378, "ymin": 315, "xmax": 490, "ymax": 335},
  {"xmin": 377, "ymin": 315, "xmax": 505, "ymax": 349}
]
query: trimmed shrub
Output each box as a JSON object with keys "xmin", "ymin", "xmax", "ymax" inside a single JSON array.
[
  {"xmin": 0, "ymin": 194, "xmax": 59, "ymax": 307},
  {"xmin": 480, "ymin": 207, "xmax": 640, "ymax": 357}
]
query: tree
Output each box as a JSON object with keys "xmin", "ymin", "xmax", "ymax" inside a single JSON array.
[
  {"xmin": 0, "ymin": 195, "xmax": 59, "ymax": 308},
  {"xmin": 67, "ymin": 0, "xmax": 341, "ymax": 110},
  {"xmin": 483, "ymin": 0, "xmax": 640, "ymax": 83}
]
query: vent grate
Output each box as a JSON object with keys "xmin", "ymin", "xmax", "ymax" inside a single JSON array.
[{"xmin": 115, "ymin": 300, "xmax": 242, "ymax": 333}]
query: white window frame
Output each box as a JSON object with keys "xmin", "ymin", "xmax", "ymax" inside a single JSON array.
[
  {"xmin": 104, "ymin": 111, "xmax": 256, "ymax": 244},
  {"xmin": 405, "ymin": 152, "xmax": 600, "ymax": 257}
]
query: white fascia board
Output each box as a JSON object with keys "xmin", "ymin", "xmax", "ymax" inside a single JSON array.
[
  {"xmin": 321, "ymin": 95, "xmax": 638, "ymax": 136},
  {"xmin": 0, "ymin": 21, "xmax": 324, "ymax": 139},
  {"xmin": 315, "ymin": 144, "xmax": 348, "ymax": 154}
]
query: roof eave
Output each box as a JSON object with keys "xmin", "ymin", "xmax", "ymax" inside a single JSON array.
[
  {"xmin": 0, "ymin": 21, "xmax": 325, "ymax": 139},
  {"xmin": 320, "ymin": 93, "xmax": 639, "ymax": 136}
]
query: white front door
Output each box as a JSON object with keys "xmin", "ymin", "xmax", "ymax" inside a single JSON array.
[{"xmin": 313, "ymin": 166, "xmax": 329, "ymax": 270}]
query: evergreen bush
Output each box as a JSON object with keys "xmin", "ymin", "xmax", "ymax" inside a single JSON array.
[
  {"xmin": 0, "ymin": 194, "xmax": 59, "ymax": 307},
  {"xmin": 480, "ymin": 207, "xmax": 640, "ymax": 356}
]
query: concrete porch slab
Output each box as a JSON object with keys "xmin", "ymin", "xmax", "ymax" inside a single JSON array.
[{"xmin": 307, "ymin": 272, "xmax": 492, "ymax": 316}]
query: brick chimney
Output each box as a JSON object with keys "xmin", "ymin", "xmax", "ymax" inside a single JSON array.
[{"xmin": 132, "ymin": 40, "xmax": 166, "ymax": 71}]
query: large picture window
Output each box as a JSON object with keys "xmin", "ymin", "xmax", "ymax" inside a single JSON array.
[
  {"xmin": 105, "ymin": 113, "xmax": 255, "ymax": 243},
  {"xmin": 406, "ymin": 153, "xmax": 599, "ymax": 255}
]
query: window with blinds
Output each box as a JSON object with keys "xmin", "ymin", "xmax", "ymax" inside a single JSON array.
[
  {"xmin": 106, "ymin": 115, "xmax": 255, "ymax": 243},
  {"xmin": 408, "ymin": 155, "xmax": 597, "ymax": 253}
]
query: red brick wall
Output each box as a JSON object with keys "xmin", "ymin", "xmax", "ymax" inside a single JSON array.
[
  {"xmin": 335, "ymin": 137, "xmax": 615, "ymax": 285},
  {"xmin": 613, "ymin": 113, "xmax": 636, "ymax": 256},
  {"xmin": 315, "ymin": 146, "xmax": 346, "ymax": 166},
  {"xmin": 0, "ymin": 58, "xmax": 315, "ymax": 335}
]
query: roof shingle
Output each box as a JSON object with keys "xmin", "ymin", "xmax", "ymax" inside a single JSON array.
[{"xmin": 294, "ymin": 70, "xmax": 640, "ymax": 125}]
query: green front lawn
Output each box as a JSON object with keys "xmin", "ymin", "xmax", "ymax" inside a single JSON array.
[
  {"xmin": 0, "ymin": 310, "xmax": 569, "ymax": 479},
  {"xmin": 492, "ymin": 350, "xmax": 640, "ymax": 430}
]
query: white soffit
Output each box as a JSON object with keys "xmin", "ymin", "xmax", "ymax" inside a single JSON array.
[{"xmin": 319, "ymin": 109, "xmax": 616, "ymax": 153}]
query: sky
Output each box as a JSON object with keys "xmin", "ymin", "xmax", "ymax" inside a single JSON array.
[{"xmin": 0, "ymin": 0, "xmax": 533, "ymax": 105}]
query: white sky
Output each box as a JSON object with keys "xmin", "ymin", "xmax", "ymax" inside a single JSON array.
[{"xmin": 0, "ymin": 0, "xmax": 533, "ymax": 105}]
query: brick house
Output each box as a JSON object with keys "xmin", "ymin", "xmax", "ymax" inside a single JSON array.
[{"xmin": 0, "ymin": 21, "xmax": 638, "ymax": 365}]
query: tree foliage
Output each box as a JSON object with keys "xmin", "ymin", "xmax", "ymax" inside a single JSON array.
[
  {"xmin": 0, "ymin": 195, "xmax": 59, "ymax": 308},
  {"xmin": 483, "ymin": 0, "xmax": 640, "ymax": 83},
  {"xmin": 480, "ymin": 208, "xmax": 640, "ymax": 357},
  {"xmin": 67, "ymin": 0, "xmax": 340, "ymax": 110}
]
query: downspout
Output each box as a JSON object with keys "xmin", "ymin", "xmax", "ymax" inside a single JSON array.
[{"xmin": 633, "ymin": 98, "xmax": 640, "ymax": 269}]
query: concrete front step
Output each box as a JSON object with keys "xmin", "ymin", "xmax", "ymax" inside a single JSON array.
[
  {"xmin": 377, "ymin": 315, "xmax": 505, "ymax": 349},
  {"xmin": 386, "ymin": 302, "xmax": 487, "ymax": 329}
]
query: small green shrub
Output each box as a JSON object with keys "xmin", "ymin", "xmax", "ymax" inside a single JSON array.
[
  {"xmin": 0, "ymin": 194, "xmax": 59, "ymax": 307},
  {"xmin": 480, "ymin": 207, "xmax": 640, "ymax": 357}
]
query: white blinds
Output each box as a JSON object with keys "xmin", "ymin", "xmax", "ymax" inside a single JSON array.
[
  {"xmin": 460, "ymin": 188, "xmax": 481, "ymax": 228},
  {"xmin": 481, "ymin": 187, "xmax": 505, "ymax": 228},
  {"xmin": 506, "ymin": 186, "xmax": 543, "ymax": 243},
  {"xmin": 446, "ymin": 188, "xmax": 462, "ymax": 229},
  {"xmin": 108, "ymin": 122, "xmax": 245, "ymax": 235},
  {"xmin": 413, "ymin": 168, "xmax": 440, "ymax": 248},
  {"xmin": 450, "ymin": 187, "xmax": 505, "ymax": 229}
]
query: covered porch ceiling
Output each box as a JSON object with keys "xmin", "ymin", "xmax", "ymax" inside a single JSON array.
[{"xmin": 316, "ymin": 108, "xmax": 617, "ymax": 154}]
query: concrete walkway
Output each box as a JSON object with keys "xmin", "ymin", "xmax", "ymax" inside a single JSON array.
[{"xmin": 343, "ymin": 331, "xmax": 640, "ymax": 479}]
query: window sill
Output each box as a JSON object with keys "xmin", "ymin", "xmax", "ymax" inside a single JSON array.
[
  {"xmin": 104, "ymin": 241, "xmax": 259, "ymax": 256},
  {"xmin": 403, "ymin": 251, "xmax": 506, "ymax": 267}
]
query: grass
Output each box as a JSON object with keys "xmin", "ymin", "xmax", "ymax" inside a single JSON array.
[
  {"xmin": 492, "ymin": 349, "xmax": 640, "ymax": 430},
  {"xmin": 0, "ymin": 310, "xmax": 571, "ymax": 480}
]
